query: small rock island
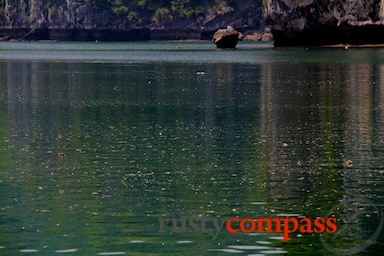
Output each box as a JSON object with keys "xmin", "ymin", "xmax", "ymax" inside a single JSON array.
[{"xmin": 212, "ymin": 26, "xmax": 241, "ymax": 48}]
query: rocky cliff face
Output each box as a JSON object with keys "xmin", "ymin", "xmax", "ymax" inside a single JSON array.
[
  {"xmin": 2, "ymin": 0, "xmax": 129, "ymax": 30},
  {"xmin": 263, "ymin": 0, "xmax": 384, "ymax": 46},
  {"xmin": 0, "ymin": 0, "xmax": 264, "ymax": 41}
]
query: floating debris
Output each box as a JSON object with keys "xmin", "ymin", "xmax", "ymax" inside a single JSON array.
[{"xmin": 345, "ymin": 160, "xmax": 353, "ymax": 168}]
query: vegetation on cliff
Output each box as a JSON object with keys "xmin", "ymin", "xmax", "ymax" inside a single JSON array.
[
  {"xmin": 0, "ymin": 0, "xmax": 263, "ymax": 41},
  {"xmin": 2, "ymin": 0, "xmax": 260, "ymax": 28},
  {"xmin": 90, "ymin": 0, "xmax": 238, "ymax": 25}
]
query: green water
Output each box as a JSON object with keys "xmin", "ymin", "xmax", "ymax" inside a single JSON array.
[{"xmin": 0, "ymin": 41, "xmax": 383, "ymax": 255}]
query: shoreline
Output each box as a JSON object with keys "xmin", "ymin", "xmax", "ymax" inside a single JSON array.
[
  {"xmin": 0, "ymin": 38, "xmax": 269, "ymax": 43},
  {"xmin": 4, "ymin": 38, "xmax": 384, "ymax": 48},
  {"xmin": 0, "ymin": 28, "xmax": 273, "ymax": 43},
  {"xmin": 319, "ymin": 43, "xmax": 384, "ymax": 48}
]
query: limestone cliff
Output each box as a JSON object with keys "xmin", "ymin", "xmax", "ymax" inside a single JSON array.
[
  {"xmin": 0, "ymin": 0, "xmax": 264, "ymax": 41},
  {"xmin": 263, "ymin": 0, "xmax": 384, "ymax": 46}
]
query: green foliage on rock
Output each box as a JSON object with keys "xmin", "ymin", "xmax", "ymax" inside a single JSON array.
[
  {"xmin": 127, "ymin": 11, "xmax": 143, "ymax": 25},
  {"xmin": 19, "ymin": 0, "xmax": 262, "ymax": 27},
  {"xmin": 90, "ymin": 0, "xmax": 216, "ymax": 25},
  {"xmin": 152, "ymin": 7, "xmax": 173, "ymax": 25}
]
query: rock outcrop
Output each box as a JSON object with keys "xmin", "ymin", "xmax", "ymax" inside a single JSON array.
[
  {"xmin": 242, "ymin": 30, "xmax": 273, "ymax": 41},
  {"xmin": 0, "ymin": 0, "xmax": 265, "ymax": 41},
  {"xmin": 212, "ymin": 26, "xmax": 241, "ymax": 48},
  {"xmin": 263, "ymin": 0, "xmax": 384, "ymax": 46}
]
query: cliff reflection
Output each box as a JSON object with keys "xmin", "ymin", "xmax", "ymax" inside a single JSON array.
[
  {"xmin": 2, "ymin": 57, "xmax": 384, "ymax": 254},
  {"xmin": 2, "ymin": 61, "xmax": 263, "ymax": 228},
  {"xmin": 260, "ymin": 61, "xmax": 384, "ymax": 253}
]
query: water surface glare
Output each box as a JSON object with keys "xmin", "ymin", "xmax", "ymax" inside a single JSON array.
[{"xmin": 0, "ymin": 42, "xmax": 383, "ymax": 255}]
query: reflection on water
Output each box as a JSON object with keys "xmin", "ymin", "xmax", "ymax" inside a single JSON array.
[
  {"xmin": 0, "ymin": 43, "xmax": 383, "ymax": 255},
  {"xmin": 260, "ymin": 63, "xmax": 384, "ymax": 255}
]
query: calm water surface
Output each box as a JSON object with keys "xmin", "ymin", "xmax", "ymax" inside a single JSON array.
[{"xmin": 0, "ymin": 41, "xmax": 383, "ymax": 255}]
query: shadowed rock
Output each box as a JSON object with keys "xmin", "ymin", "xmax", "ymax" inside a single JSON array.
[
  {"xmin": 212, "ymin": 26, "xmax": 241, "ymax": 48},
  {"xmin": 264, "ymin": 0, "xmax": 384, "ymax": 46}
]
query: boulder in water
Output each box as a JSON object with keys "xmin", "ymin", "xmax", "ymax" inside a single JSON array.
[{"xmin": 212, "ymin": 26, "xmax": 241, "ymax": 48}]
